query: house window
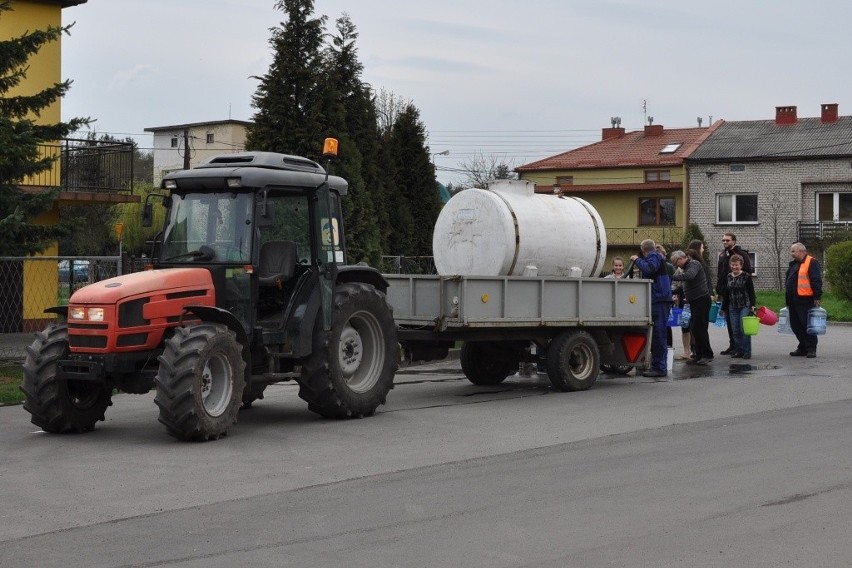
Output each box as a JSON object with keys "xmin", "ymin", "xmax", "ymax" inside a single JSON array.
[
  {"xmin": 639, "ymin": 197, "xmax": 675, "ymax": 226},
  {"xmin": 555, "ymin": 176, "xmax": 573, "ymax": 185},
  {"xmin": 747, "ymin": 251, "xmax": 757, "ymax": 276},
  {"xmin": 817, "ymin": 192, "xmax": 852, "ymax": 221},
  {"xmin": 170, "ymin": 137, "xmax": 178, "ymax": 148},
  {"xmin": 206, "ymin": 133, "xmax": 215, "ymax": 144},
  {"xmin": 660, "ymin": 143, "xmax": 682, "ymax": 154},
  {"xmin": 730, "ymin": 164, "xmax": 746, "ymax": 172},
  {"xmin": 645, "ymin": 170, "xmax": 671, "ymax": 182},
  {"xmin": 717, "ymin": 194, "xmax": 758, "ymax": 223}
]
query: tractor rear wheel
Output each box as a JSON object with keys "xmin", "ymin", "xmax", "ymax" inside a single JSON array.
[
  {"xmin": 21, "ymin": 323, "xmax": 112, "ymax": 433},
  {"xmin": 154, "ymin": 323, "xmax": 246, "ymax": 441},
  {"xmin": 298, "ymin": 283, "xmax": 398, "ymax": 419}
]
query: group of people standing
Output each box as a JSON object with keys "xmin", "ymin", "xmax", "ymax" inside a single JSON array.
[{"xmin": 606, "ymin": 232, "xmax": 823, "ymax": 378}]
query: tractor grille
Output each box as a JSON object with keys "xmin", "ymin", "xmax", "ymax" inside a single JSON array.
[
  {"xmin": 118, "ymin": 298, "xmax": 149, "ymax": 328},
  {"xmin": 69, "ymin": 335, "xmax": 108, "ymax": 349},
  {"xmin": 116, "ymin": 333, "xmax": 149, "ymax": 347}
]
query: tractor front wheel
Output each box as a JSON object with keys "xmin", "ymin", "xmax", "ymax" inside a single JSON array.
[
  {"xmin": 21, "ymin": 323, "xmax": 112, "ymax": 433},
  {"xmin": 154, "ymin": 323, "xmax": 246, "ymax": 441}
]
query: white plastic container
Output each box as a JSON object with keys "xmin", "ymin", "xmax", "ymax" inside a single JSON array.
[
  {"xmin": 432, "ymin": 180, "xmax": 607, "ymax": 277},
  {"xmin": 667, "ymin": 347, "xmax": 674, "ymax": 374}
]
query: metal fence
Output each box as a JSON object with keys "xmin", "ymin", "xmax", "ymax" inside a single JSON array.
[
  {"xmin": 379, "ymin": 256, "xmax": 438, "ymax": 275},
  {"xmin": 26, "ymin": 140, "xmax": 134, "ymax": 194},
  {"xmin": 0, "ymin": 256, "xmax": 121, "ymax": 361}
]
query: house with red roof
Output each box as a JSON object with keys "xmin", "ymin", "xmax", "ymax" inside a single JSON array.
[{"xmin": 516, "ymin": 121, "xmax": 721, "ymax": 272}]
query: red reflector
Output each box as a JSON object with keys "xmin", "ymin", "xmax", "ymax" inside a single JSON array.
[{"xmin": 621, "ymin": 332, "xmax": 648, "ymax": 362}]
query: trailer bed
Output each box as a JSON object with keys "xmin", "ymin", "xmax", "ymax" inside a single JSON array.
[{"xmin": 384, "ymin": 275, "xmax": 652, "ymax": 330}]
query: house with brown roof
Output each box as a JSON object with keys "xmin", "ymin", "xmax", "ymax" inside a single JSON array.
[
  {"xmin": 516, "ymin": 121, "xmax": 720, "ymax": 271},
  {"xmin": 685, "ymin": 104, "xmax": 852, "ymax": 290}
]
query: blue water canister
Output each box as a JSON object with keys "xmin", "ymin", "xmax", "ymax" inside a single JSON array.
[
  {"xmin": 777, "ymin": 307, "xmax": 795, "ymax": 335},
  {"xmin": 679, "ymin": 304, "xmax": 691, "ymax": 328},
  {"xmin": 807, "ymin": 306, "xmax": 828, "ymax": 335}
]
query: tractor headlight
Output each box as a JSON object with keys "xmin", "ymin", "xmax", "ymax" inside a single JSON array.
[
  {"xmin": 69, "ymin": 306, "xmax": 86, "ymax": 320},
  {"xmin": 87, "ymin": 308, "xmax": 105, "ymax": 321}
]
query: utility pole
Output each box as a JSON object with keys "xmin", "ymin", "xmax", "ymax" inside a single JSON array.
[{"xmin": 182, "ymin": 128, "xmax": 191, "ymax": 170}]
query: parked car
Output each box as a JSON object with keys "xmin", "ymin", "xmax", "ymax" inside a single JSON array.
[{"xmin": 58, "ymin": 260, "xmax": 90, "ymax": 283}]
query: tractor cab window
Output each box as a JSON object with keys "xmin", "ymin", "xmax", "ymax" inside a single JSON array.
[
  {"xmin": 161, "ymin": 192, "xmax": 253, "ymax": 263},
  {"xmin": 255, "ymin": 192, "xmax": 312, "ymax": 265}
]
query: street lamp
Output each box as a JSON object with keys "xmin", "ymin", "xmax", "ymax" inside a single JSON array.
[{"xmin": 431, "ymin": 149, "xmax": 449, "ymax": 167}]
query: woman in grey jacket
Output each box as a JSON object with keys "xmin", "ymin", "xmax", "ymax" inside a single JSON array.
[{"xmin": 670, "ymin": 250, "xmax": 714, "ymax": 365}]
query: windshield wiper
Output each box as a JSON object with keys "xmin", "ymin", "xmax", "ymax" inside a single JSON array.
[{"xmin": 162, "ymin": 245, "xmax": 215, "ymax": 262}]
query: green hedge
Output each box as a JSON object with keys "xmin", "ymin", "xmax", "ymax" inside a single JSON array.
[{"xmin": 825, "ymin": 241, "xmax": 852, "ymax": 302}]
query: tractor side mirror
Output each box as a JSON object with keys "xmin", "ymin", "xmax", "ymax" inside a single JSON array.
[{"xmin": 141, "ymin": 203, "xmax": 153, "ymax": 227}]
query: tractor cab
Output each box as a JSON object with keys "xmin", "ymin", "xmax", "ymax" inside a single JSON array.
[{"xmin": 151, "ymin": 151, "xmax": 347, "ymax": 336}]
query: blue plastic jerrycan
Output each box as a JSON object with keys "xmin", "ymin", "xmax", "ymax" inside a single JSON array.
[{"xmin": 807, "ymin": 306, "xmax": 828, "ymax": 335}]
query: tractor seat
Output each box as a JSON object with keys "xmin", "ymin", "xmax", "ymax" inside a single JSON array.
[{"xmin": 258, "ymin": 240, "xmax": 297, "ymax": 287}]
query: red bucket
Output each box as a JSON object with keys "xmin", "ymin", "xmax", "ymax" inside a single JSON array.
[{"xmin": 756, "ymin": 306, "xmax": 778, "ymax": 326}]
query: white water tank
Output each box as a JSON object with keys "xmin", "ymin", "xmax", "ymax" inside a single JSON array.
[{"xmin": 432, "ymin": 180, "xmax": 607, "ymax": 277}]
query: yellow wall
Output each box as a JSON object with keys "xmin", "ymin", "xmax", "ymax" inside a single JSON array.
[
  {"xmin": 5, "ymin": 2, "xmax": 66, "ymax": 327},
  {"xmin": 4, "ymin": 2, "xmax": 63, "ymax": 125},
  {"xmin": 521, "ymin": 166, "xmax": 688, "ymax": 228},
  {"xmin": 522, "ymin": 166, "xmax": 686, "ymax": 186}
]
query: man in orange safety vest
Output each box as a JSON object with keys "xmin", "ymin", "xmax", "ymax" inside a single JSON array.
[{"xmin": 784, "ymin": 242, "xmax": 822, "ymax": 358}]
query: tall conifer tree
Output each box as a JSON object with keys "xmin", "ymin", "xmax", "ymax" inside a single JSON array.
[
  {"xmin": 388, "ymin": 105, "xmax": 442, "ymax": 257},
  {"xmin": 246, "ymin": 0, "xmax": 326, "ymax": 158}
]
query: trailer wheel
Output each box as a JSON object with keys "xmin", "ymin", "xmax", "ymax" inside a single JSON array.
[
  {"xmin": 546, "ymin": 330, "xmax": 599, "ymax": 392},
  {"xmin": 298, "ymin": 283, "xmax": 398, "ymax": 419},
  {"xmin": 154, "ymin": 323, "xmax": 246, "ymax": 441},
  {"xmin": 21, "ymin": 323, "xmax": 112, "ymax": 433},
  {"xmin": 460, "ymin": 341, "xmax": 518, "ymax": 385}
]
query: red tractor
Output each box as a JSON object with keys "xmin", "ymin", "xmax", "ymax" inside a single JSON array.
[{"xmin": 22, "ymin": 143, "xmax": 398, "ymax": 440}]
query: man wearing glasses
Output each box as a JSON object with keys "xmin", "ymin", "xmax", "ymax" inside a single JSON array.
[{"xmin": 716, "ymin": 232, "xmax": 752, "ymax": 355}]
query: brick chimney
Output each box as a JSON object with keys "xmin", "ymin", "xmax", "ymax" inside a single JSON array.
[
  {"xmin": 644, "ymin": 124, "xmax": 664, "ymax": 136},
  {"xmin": 775, "ymin": 106, "xmax": 797, "ymax": 125},
  {"xmin": 821, "ymin": 103, "xmax": 839, "ymax": 123},
  {"xmin": 602, "ymin": 127, "xmax": 625, "ymax": 140}
]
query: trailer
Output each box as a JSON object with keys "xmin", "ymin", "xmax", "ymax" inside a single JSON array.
[{"xmin": 385, "ymin": 274, "xmax": 653, "ymax": 391}]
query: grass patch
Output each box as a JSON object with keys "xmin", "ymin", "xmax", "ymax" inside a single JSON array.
[
  {"xmin": 755, "ymin": 290, "xmax": 852, "ymax": 321},
  {"xmin": 0, "ymin": 365, "xmax": 24, "ymax": 406}
]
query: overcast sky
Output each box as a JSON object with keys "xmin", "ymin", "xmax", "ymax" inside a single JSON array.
[{"xmin": 58, "ymin": 0, "xmax": 852, "ymax": 185}]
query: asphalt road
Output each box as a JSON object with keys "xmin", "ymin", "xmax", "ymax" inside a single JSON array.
[{"xmin": 1, "ymin": 325, "xmax": 851, "ymax": 567}]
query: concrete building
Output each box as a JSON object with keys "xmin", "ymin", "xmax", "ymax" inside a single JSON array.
[
  {"xmin": 144, "ymin": 120, "xmax": 251, "ymax": 185},
  {"xmin": 685, "ymin": 104, "xmax": 852, "ymax": 289}
]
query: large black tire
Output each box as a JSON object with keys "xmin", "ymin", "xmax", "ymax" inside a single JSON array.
[
  {"xmin": 154, "ymin": 323, "xmax": 246, "ymax": 441},
  {"xmin": 546, "ymin": 330, "xmax": 600, "ymax": 392},
  {"xmin": 460, "ymin": 341, "xmax": 519, "ymax": 385},
  {"xmin": 21, "ymin": 323, "xmax": 112, "ymax": 433},
  {"xmin": 298, "ymin": 282, "xmax": 398, "ymax": 419}
]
